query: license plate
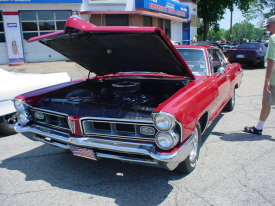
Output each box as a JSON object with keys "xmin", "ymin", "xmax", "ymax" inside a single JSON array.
[
  {"xmin": 236, "ymin": 54, "xmax": 245, "ymax": 58},
  {"xmin": 69, "ymin": 145, "xmax": 97, "ymax": 161}
]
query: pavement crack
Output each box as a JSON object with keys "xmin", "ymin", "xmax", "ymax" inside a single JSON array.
[{"xmin": 238, "ymin": 180, "xmax": 275, "ymax": 206}]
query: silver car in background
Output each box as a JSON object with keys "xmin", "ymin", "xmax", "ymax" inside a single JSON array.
[{"xmin": 0, "ymin": 68, "xmax": 71, "ymax": 135}]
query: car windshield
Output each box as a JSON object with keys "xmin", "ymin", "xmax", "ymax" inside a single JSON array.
[
  {"xmin": 237, "ymin": 43, "xmax": 260, "ymax": 49},
  {"xmin": 177, "ymin": 48, "xmax": 208, "ymax": 76}
]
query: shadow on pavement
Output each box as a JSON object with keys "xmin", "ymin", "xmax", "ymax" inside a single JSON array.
[
  {"xmin": 219, "ymin": 132, "xmax": 274, "ymax": 142},
  {"xmin": 0, "ymin": 143, "xmax": 187, "ymax": 206},
  {"xmin": 200, "ymin": 111, "xmax": 274, "ymax": 143},
  {"xmin": 200, "ymin": 112, "xmax": 225, "ymax": 145}
]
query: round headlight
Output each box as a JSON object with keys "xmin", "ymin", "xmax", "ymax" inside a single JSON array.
[
  {"xmin": 18, "ymin": 111, "xmax": 30, "ymax": 125},
  {"xmin": 155, "ymin": 132, "xmax": 179, "ymax": 150},
  {"xmin": 13, "ymin": 98, "xmax": 26, "ymax": 111},
  {"xmin": 154, "ymin": 114, "xmax": 174, "ymax": 131}
]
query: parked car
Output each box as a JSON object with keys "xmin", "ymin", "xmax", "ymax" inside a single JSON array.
[
  {"xmin": 13, "ymin": 16, "xmax": 243, "ymax": 174},
  {"xmin": 220, "ymin": 44, "xmax": 236, "ymax": 53},
  {"xmin": 224, "ymin": 42, "xmax": 267, "ymax": 68},
  {"xmin": 192, "ymin": 41, "xmax": 223, "ymax": 50},
  {"xmin": 0, "ymin": 69, "xmax": 71, "ymax": 135}
]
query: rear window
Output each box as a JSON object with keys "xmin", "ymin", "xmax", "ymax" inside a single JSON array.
[{"xmin": 237, "ymin": 43, "xmax": 260, "ymax": 49}]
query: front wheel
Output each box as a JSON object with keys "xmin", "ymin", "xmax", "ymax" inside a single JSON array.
[
  {"xmin": 0, "ymin": 113, "xmax": 17, "ymax": 135},
  {"xmin": 176, "ymin": 123, "xmax": 201, "ymax": 174}
]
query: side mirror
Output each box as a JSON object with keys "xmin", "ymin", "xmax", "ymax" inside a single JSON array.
[{"xmin": 217, "ymin": 67, "xmax": 225, "ymax": 75}]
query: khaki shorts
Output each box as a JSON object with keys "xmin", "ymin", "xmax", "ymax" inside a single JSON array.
[{"xmin": 263, "ymin": 85, "xmax": 275, "ymax": 105}]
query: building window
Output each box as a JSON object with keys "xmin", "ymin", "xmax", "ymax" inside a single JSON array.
[
  {"xmin": 158, "ymin": 18, "xmax": 163, "ymax": 28},
  {"xmin": 164, "ymin": 19, "xmax": 171, "ymax": 38},
  {"xmin": 0, "ymin": 12, "xmax": 5, "ymax": 42},
  {"xmin": 182, "ymin": 23, "xmax": 189, "ymax": 29},
  {"xmin": 20, "ymin": 11, "xmax": 71, "ymax": 40},
  {"xmin": 106, "ymin": 14, "xmax": 129, "ymax": 26},
  {"xmin": 143, "ymin": 16, "xmax": 152, "ymax": 26}
]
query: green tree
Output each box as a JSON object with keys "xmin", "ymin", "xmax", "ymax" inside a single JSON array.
[
  {"xmin": 231, "ymin": 21, "xmax": 255, "ymax": 40},
  {"xmin": 207, "ymin": 20, "xmax": 267, "ymax": 42},
  {"xmin": 195, "ymin": 0, "xmax": 266, "ymax": 40},
  {"xmin": 263, "ymin": 0, "xmax": 275, "ymax": 18},
  {"xmin": 208, "ymin": 28, "xmax": 225, "ymax": 41},
  {"xmin": 243, "ymin": 0, "xmax": 271, "ymax": 27}
]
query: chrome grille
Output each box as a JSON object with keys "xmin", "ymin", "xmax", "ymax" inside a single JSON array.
[
  {"xmin": 81, "ymin": 117, "xmax": 156, "ymax": 142},
  {"xmin": 29, "ymin": 108, "xmax": 70, "ymax": 131}
]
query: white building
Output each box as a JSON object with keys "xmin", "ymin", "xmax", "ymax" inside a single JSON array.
[{"xmin": 0, "ymin": 0, "xmax": 198, "ymax": 65}]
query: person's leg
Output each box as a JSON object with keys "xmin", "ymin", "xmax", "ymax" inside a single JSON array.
[
  {"xmin": 244, "ymin": 85, "xmax": 274, "ymax": 135},
  {"xmin": 259, "ymin": 101, "xmax": 271, "ymax": 122},
  {"xmin": 255, "ymin": 102, "xmax": 271, "ymax": 130}
]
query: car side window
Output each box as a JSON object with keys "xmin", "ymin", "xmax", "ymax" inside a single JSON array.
[
  {"xmin": 208, "ymin": 49, "xmax": 219, "ymax": 74},
  {"xmin": 216, "ymin": 50, "xmax": 227, "ymax": 67},
  {"xmin": 208, "ymin": 49, "xmax": 226, "ymax": 74}
]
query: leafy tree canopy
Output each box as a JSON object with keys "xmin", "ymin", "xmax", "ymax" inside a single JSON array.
[
  {"xmin": 195, "ymin": 0, "xmax": 268, "ymax": 40},
  {"xmin": 206, "ymin": 20, "xmax": 268, "ymax": 42}
]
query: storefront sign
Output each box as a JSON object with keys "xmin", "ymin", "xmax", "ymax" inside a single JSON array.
[
  {"xmin": 7, "ymin": 23, "xmax": 17, "ymax": 28},
  {"xmin": 136, "ymin": 0, "xmax": 189, "ymax": 18},
  {"xmin": 3, "ymin": 13, "xmax": 24, "ymax": 64},
  {"xmin": 0, "ymin": 0, "xmax": 82, "ymax": 3}
]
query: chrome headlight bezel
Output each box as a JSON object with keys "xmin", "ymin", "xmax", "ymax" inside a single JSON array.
[
  {"xmin": 13, "ymin": 98, "xmax": 27, "ymax": 111},
  {"xmin": 17, "ymin": 111, "xmax": 31, "ymax": 125},
  {"xmin": 153, "ymin": 113, "xmax": 176, "ymax": 131},
  {"xmin": 155, "ymin": 131, "xmax": 179, "ymax": 150}
]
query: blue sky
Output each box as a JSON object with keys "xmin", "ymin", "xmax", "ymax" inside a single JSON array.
[
  {"xmin": 218, "ymin": 6, "xmax": 269, "ymax": 30},
  {"xmin": 218, "ymin": 8, "xmax": 245, "ymax": 30}
]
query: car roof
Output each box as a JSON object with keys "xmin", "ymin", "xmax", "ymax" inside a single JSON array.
[{"xmin": 175, "ymin": 45, "xmax": 217, "ymax": 49}]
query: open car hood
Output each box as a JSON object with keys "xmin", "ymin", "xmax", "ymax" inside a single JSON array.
[{"xmin": 28, "ymin": 16, "xmax": 194, "ymax": 78}]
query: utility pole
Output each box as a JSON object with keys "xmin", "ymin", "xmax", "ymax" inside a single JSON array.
[{"xmin": 230, "ymin": 7, "xmax": 233, "ymax": 41}]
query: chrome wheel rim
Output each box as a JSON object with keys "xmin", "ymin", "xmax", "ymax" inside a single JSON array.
[
  {"xmin": 231, "ymin": 91, "xmax": 235, "ymax": 107},
  {"xmin": 4, "ymin": 114, "xmax": 17, "ymax": 128},
  {"xmin": 189, "ymin": 128, "xmax": 199, "ymax": 166}
]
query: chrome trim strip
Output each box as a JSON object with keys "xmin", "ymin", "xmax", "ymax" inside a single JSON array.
[
  {"xmin": 84, "ymin": 133, "xmax": 155, "ymax": 142},
  {"xmin": 32, "ymin": 134, "xmax": 69, "ymax": 149},
  {"xmin": 0, "ymin": 99, "xmax": 11, "ymax": 103},
  {"xmin": 30, "ymin": 107, "xmax": 69, "ymax": 117},
  {"xmin": 32, "ymin": 121, "xmax": 71, "ymax": 131},
  {"xmin": 68, "ymin": 120, "xmax": 75, "ymax": 134},
  {"xmin": 96, "ymin": 153, "xmax": 158, "ymax": 164},
  {"xmin": 15, "ymin": 124, "xmax": 70, "ymax": 143},
  {"xmin": 80, "ymin": 117, "xmax": 154, "ymax": 124}
]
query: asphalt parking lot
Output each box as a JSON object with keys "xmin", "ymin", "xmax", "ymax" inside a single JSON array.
[{"xmin": 0, "ymin": 62, "xmax": 275, "ymax": 206}]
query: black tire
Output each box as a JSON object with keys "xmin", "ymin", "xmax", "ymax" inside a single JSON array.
[
  {"xmin": 0, "ymin": 113, "xmax": 17, "ymax": 135},
  {"xmin": 258, "ymin": 59, "xmax": 267, "ymax": 68},
  {"xmin": 223, "ymin": 89, "xmax": 235, "ymax": 112},
  {"xmin": 176, "ymin": 123, "xmax": 201, "ymax": 174}
]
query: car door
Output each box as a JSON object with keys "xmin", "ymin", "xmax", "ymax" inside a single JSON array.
[{"xmin": 208, "ymin": 48, "xmax": 230, "ymax": 116}]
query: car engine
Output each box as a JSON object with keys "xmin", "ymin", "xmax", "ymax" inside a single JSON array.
[{"xmin": 35, "ymin": 78, "xmax": 189, "ymax": 119}]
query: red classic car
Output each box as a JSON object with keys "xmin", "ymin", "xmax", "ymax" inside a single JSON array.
[{"xmin": 13, "ymin": 16, "xmax": 243, "ymax": 174}]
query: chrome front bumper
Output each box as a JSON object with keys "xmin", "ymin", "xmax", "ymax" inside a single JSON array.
[{"xmin": 15, "ymin": 123, "xmax": 195, "ymax": 171}]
